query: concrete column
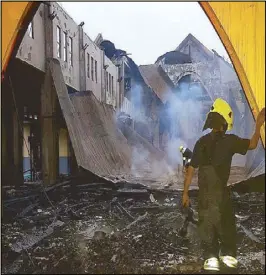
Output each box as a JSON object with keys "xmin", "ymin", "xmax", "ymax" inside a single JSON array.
[
  {"xmin": 78, "ymin": 25, "xmax": 86, "ymax": 92},
  {"xmin": 44, "ymin": 2, "xmax": 53, "ymax": 59},
  {"xmin": 40, "ymin": 69, "xmax": 59, "ymax": 185},
  {"xmin": 41, "ymin": 3, "xmax": 59, "ymax": 185}
]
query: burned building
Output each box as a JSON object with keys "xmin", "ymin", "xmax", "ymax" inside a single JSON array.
[
  {"xmin": 2, "ymin": 2, "xmax": 121, "ymax": 185},
  {"xmin": 155, "ymin": 33, "xmax": 264, "ymax": 169},
  {"xmin": 140, "ymin": 49, "xmax": 213, "ymax": 150},
  {"xmin": 96, "ymin": 36, "xmax": 161, "ymax": 146}
]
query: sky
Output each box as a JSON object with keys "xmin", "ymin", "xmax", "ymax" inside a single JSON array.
[{"xmin": 61, "ymin": 2, "xmax": 230, "ymax": 65}]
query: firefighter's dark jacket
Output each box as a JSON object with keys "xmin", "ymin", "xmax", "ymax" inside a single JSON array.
[{"xmin": 190, "ymin": 132, "xmax": 250, "ymax": 184}]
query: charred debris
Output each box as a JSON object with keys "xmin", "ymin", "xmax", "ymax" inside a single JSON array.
[{"xmin": 2, "ymin": 175, "xmax": 265, "ymax": 274}]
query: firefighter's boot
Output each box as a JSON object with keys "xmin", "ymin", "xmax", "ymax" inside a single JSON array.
[
  {"xmin": 203, "ymin": 257, "xmax": 220, "ymax": 272},
  {"xmin": 219, "ymin": 255, "xmax": 238, "ymax": 269}
]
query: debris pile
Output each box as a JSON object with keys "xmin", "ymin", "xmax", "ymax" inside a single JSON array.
[{"xmin": 1, "ymin": 181, "xmax": 265, "ymax": 274}]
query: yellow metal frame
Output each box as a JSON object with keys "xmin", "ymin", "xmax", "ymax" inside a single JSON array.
[
  {"xmin": 1, "ymin": 1, "xmax": 40, "ymax": 80},
  {"xmin": 200, "ymin": 2, "xmax": 265, "ymax": 147}
]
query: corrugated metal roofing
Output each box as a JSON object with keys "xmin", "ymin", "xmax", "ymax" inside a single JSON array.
[
  {"xmin": 139, "ymin": 65, "xmax": 174, "ymax": 104},
  {"xmin": 49, "ymin": 58, "xmax": 170, "ymax": 183}
]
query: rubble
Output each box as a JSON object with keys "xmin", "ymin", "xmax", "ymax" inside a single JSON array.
[{"xmin": 1, "ymin": 181, "xmax": 265, "ymax": 274}]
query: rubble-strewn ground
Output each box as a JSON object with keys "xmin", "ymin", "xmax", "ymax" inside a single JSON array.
[{"xmin": 1, "ymin": 181, "xmax": 265, "ymax": 274}]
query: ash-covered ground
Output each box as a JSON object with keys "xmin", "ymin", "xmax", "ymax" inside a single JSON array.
[{"xmin": 1, "ymin": 181, "xmax": 265, "ymax": 274}]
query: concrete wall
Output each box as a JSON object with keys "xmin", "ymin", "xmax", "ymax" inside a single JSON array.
[
  {"xmin": 16, "ymin": 4, "xmax": 46, "ymax": 71},
  {"xmin": 109, "ymin": 56, "xmax": 126, "ymax": 109},
  {"xmin": 51, "ymin": 2, "xmax": 80, "ymax": 90},
  {"xmin": 84, "ymin": 32, "xmax": 103, "ymax": 101},
  {"xmin": 104, "ymin": 56, "xmax": 119, "ymax": 107},
  {"xmin": 16, "ymin": 2, "xmax": 120, "ymax": 107}
]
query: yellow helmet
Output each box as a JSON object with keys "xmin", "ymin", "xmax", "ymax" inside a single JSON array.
[
  {"xmin": 179, "ymin": 145, "xmax": 184, "ymax": 152},
  {"xmin": 203, "ymin": 98, "xmax": 233, "ymax": 131}
]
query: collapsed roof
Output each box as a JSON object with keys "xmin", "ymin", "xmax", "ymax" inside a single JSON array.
[
  {"xmin": 156, "ymin": 50, "xmax": 192, "ymax": 65},
  {"xmin": 100, "ymin": 39, "xmax": 145, "ymax": 84},
  {"xmin": 139, "ymin": 64, "xmax": 175, "ymax": 104}
]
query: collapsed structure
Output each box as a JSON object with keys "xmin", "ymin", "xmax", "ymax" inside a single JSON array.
[
  {"xmin": 1, "ymin": 2, "xmax": 264, "ymax": 189},
  {"xmin": 1, "ymin": 2, "xmax": 265, "ymax": 274}
]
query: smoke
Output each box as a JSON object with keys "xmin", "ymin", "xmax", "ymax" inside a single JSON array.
[
  {"xmin": 162, "ymin": 82, "xmax": 210, "ymax": 166},
  {"xmin": 131, "ymin": 145, "xmax": 174, "ymax": 180},
  {"xmin": 113, "ymin": 76, "xmax": 213, "ymax": 182},
  {"xmin": 166, "ymin": 138, "xmax": 187, "ymax": 167},
  {"xmin": 115, "ymin": 84, "xmax": 147, "ymax": 124},
  {"xmin": 130, "ymin": 147, "xmax": 150, "ymax": 178},
  {"xmin": 129, "ymin": 84, "xmax": 147, "ymax": 124}
]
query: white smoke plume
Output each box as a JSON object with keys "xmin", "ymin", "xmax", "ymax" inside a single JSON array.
[
  {"xmin": 114, "ymin": 78, "xmax": 211, "ymax": 184},
  {"xmin": 130, "ymin": 147, "xmax": 150, "ymax": 178},
  {"xmin": 162, "ymin": 81, "xmax": 210, "ymax": 167}
]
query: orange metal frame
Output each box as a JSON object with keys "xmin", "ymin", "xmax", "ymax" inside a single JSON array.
[{"xmin": 1, "ymin": 1, "xmax": 40, "ymax": 80}]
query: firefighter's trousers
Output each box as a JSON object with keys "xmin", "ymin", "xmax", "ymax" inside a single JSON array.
[{"xmin": 197, "ymin": 166, "xmax": 237, "ymax": 259}]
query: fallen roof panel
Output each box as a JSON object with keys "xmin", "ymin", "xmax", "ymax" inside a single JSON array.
[
  {"xmin": 139, "ymin": 64, "xmax": 174, "ymax": 104},
  {"xmin": 49, "ymin": 58, "xmax": 169, "ymax": 183}
]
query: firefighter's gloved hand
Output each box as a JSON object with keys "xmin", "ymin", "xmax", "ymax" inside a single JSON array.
[
  {"xmin": 256, "ymin": 107, "xmax": 265, "ymax": 128},
  {"xmin": 182, "ymin": 192, "xmax": 190, "ymax": 208}
]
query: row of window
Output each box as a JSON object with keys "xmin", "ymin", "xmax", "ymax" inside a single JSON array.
[
  {"xmin": 27, "ymin": 22, "xmax": 114, "ymax": 95},
  {"xmin": 27, "ymin": 22, "xmax": 73, "ymax": 66},
  {"xmin": 105, "ymin": 71, "xmax": 114, "ymax": 95},
  {"xmin": 57, "ymin": 26, "xmax": 73, "ymax": 66},
  {"xmin": 86, "ymin": 53, "xmax": 115, "ymax": 95},
  {"xmin": 87, "ymin": 53, "xmax": 98, "ymax": 83}
]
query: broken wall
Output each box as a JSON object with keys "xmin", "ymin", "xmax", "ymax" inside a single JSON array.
[
  {"xmin": 16, "ymin": 3, "xmax": 46, "ymax": 72},
  {"xmin": 15, "ymin": 1, "xmax": 120, "ymax": 104}
]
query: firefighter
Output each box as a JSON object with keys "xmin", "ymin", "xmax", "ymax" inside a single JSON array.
[
  {"xmin": 182, "ymin": 98, "xmax": 265, "ymax": 272},
  {"xmin": 179, "ymin": 145, "xmax": 193, "ymax": 174}
]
